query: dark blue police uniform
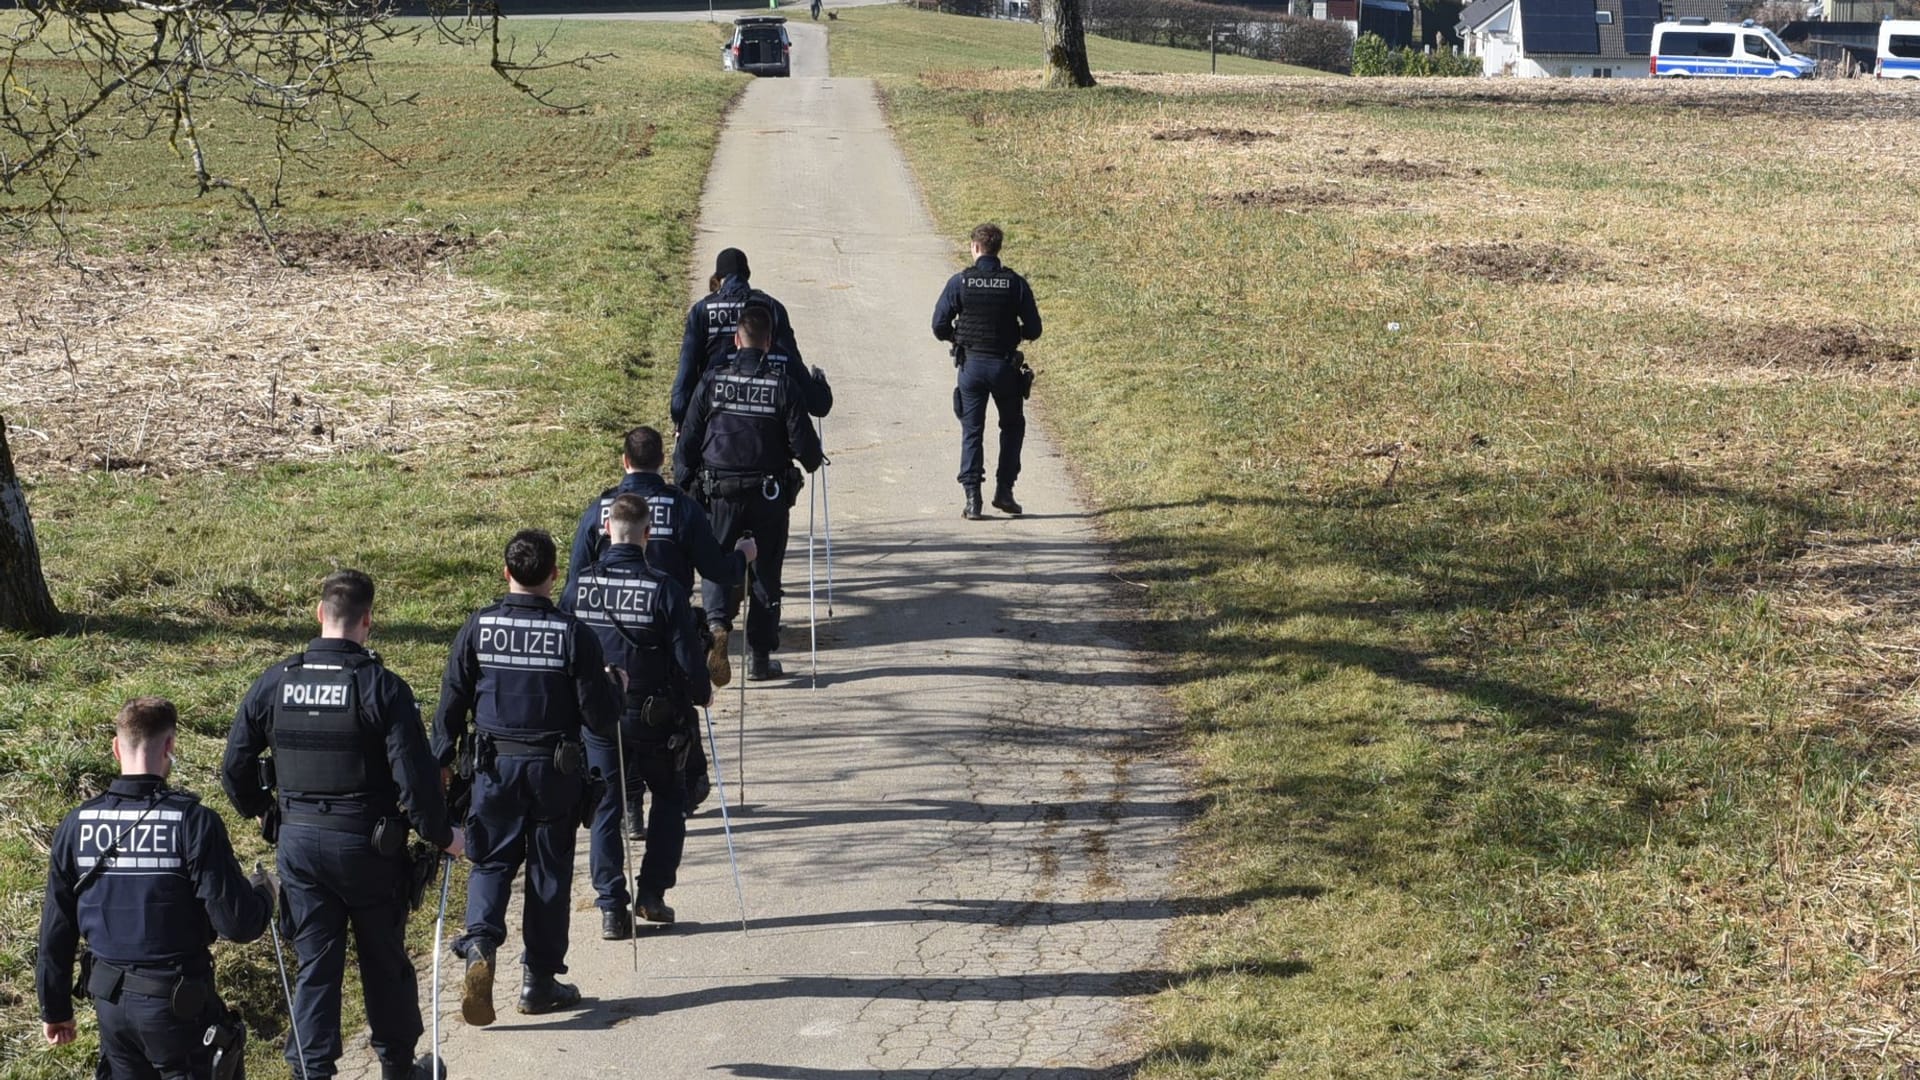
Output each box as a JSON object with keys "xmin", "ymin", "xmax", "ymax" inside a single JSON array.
[
  {"xmin": 564, "ymin": 544, "xmax": 711, "ymax": 915},
  {"xmin": 37, "ymin": 776, "xmax": 271, "ymax": 1080},
  {"xmin": 223, "ymin": 639, "xmax": 451, "ymax": 1080},
  {"xmin": 564, "ymin": 471, "xmax": 747, "ymax": 605},
  {"xmin": 431, "ymin": 594, "xmax": 618, "ymax": 976},
  {"xmin": 671, "ymin": 276, "xmax": 803, "ymax": 430},
  {"xmin": 931, "ymin": 254, "xmax": 1043, "ymax": 491},
  {"xmin": 674, "ymin": 347, "xmax": 825, "ymax": 659},
  {"xmin": 758, "ymin": 348, "xmax": 833, "ymax": 420},
  {"xmin": 565, "ymin": 470, "xmax": 741, "ymax": 820}
]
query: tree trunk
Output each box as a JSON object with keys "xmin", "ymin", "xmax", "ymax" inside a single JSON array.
[
  {"xmin": 0, "ymin": 415, "xmax": 62, "ymax": 635},
  {"xmin": 1042, "ymin": 0, "xmax": 1097, "ymax": 88}
]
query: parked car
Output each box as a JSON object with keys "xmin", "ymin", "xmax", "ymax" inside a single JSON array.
[
  {"xmin": 1877, "ymin": 19, "xmax": 1920, "ymax": 78},
  {"xmin": 723, "ymin": 16, "xmax": 792, "ymax": 77},
  {"xmin": 1650, "ymin": 18, "xmax": 1815, "ymax": 78}
]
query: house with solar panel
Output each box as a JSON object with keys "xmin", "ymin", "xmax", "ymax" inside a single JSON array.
[{"xmin": 1457, "ymin": 0, "xmax": 1724, "ymax": 75}]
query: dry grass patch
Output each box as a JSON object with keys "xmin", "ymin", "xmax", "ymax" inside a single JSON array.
[{"xmin": 1, "ymin": 235, "xmax": 537, "ymax": 474}]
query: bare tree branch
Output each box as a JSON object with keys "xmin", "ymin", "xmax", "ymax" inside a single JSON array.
[{"xmin": 1, "ymin": 0, "xmax": 614, "ymax": 249}]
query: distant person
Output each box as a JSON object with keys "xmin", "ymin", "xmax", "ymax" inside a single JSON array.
[
  {"xmin": 223, "ymin": 570, "xmax": 462, "ymax": 1080},
  {"xmin": 932, "ymin": 222, "xmax": 1042, "ymax": 520},
  {"xmin": 39, "ymin": 697, "xmax": 275, "ymax": 1080},
  {"xmin": 676, "ymin": 304, "xmax": 825, "ymax": 681},
  {"xmin": 432, "ymin": 530, "xmax": 622, "ymax": 1024}
]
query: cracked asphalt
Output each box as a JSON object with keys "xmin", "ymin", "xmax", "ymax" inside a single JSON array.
[{"xmin": 344, "ymin": 24, "xmax": 1184, "ymax": 1078}]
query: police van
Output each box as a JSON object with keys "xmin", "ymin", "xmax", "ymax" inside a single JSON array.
[
  {"xmin": 1878, "ymin": 19, "xmax": 1920, "ymax": 78},
  {"xmin": 1650, "ymin": 18, "xmax": 1816, "ymax": 78}
]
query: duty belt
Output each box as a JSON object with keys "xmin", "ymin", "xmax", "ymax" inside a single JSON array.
[
  {"xmin": 281, "ymin": 803, "xmax": 379, "ymax": 836},
  {"xmin": 88, "ymin": 960, "xmax": 208, "ymax": 1004},
  {"xmin": 479, "ymin": 732, "xmax": 562, "ymax": 757}
]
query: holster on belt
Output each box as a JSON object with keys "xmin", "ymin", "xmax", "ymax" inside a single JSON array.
[{"xmin": 87, "ymin": 960, "xmax": 211, "ymax": 1021}]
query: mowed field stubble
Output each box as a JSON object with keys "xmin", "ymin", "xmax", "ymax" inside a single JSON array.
[{"xmin": 833, "ymin": 11, "xmax": 1920, "ymax": 1076}]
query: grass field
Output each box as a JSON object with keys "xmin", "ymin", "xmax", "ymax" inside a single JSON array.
[
  {"xmin": 828, "ymin": 5, "xmax": 1321, "ymax": 78},
  {"xmin": 0, "ymin": 18, "xmax": 738, "ymax": 1078},
  {"xmin": 834, "ymin": 14, "xmax": 1920, "ymax": 1077}
]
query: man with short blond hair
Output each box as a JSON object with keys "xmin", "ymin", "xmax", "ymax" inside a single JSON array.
[{"xmin": 39, "ymin": 697, "xmax": 274, "ymax": 1079}]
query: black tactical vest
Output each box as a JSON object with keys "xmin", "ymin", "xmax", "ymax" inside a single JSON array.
[
  {"xmin": 702, "ymin": 355, "xmax": 794, "ymax": 474},
  {"xmin": 571, "ymin": 561, "xmax": 672, "ymax": 701},
  {"xmin": 472, "ymin": 604, "xmax": 579, "ymax": 738},
  {"xmin": 73, "ymin": 790, "xmax": 208, "ymax": 968},
  {"xmin": 270, "ymin": 654, "xmax": 382, "ymax": 798},
  {"xmin": 701, "ymin": 298, "xmax": 747, "ymax": 361},
  {"xmin": 954, "ymin": 266, "xmax": 1021, "ymax": 356}
]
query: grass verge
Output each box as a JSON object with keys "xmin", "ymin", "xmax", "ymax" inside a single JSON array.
[
  {"xmin": 837, "ymin": 18, "xmax": 1920, "ymax": 1077},
  {"xmin": 0, "ymin": 18, "xmax": 738, "ymax": 1079}
]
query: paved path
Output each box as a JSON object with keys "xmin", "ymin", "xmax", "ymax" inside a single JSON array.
[{"xmin": 366, "ymin": 25, "xmax": 1184, "ymax": 1078}]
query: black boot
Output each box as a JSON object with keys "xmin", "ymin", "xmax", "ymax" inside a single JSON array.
[
  {"xmin": 748, "ymin": 650, "xmax": 785, "ymax": 681},
  {"xmin": 962, "ymin": 485, "xmax": 984, "ymax": 520},
  {"xmin": 460, "ymin": 942, "xmax": 496, "ymax": 1028},
  {"xmin": 624, "ymin": 794, "xmax": 646, "ymax": 842},
  {"xmin": 383, "ymin": 1058, "xmax": 448, "ymax": 1080},
  {"xmin": 517, "ymin": 970, "xmax": 582, "ymax": 1015},
  {"xmin": 991, "ymin": 485, "xmax": 1022, "ymax": 516},
  {"xmin": 601, "ymin": 907, "xmax": 633, "ymax": 941},
  {"xmin": 637, "ymin": 888, "xmax": 677, "ymax": 925}
]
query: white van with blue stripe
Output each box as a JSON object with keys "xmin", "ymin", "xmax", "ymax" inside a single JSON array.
[
  {"xmin": 1651, "ymin": 19, "xmax": 1816, "ymax": 78},
  {"xmin": 1878, "ymin": 20, "xmax": 1920, "ymax": 79}
]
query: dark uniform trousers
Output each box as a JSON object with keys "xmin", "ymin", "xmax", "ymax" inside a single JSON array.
[
  {"xmin": 702, "ymin": 488, "xmax": 792, "ymax": 654},
  {"xmin": 957, "ymin": 355, "xmax": 1025, "ymax": 488},
  {"xmin": 279, "ymin": 823, "xmax": 418, "ymax": 1078},
  {"xmin": 93, "ymin": 970, "xmax": 225, "ymax": 1080},
  {"xmin": 456, "ymin": 750, "xmax": 582, "ymax": 975},
  {"xmin": 584, "ymin": 725, "xmax": 686, "ymax": 911}
]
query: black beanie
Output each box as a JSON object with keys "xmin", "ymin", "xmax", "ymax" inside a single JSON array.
[{"xmin": 715, "ymin": 248, "xmax": 750, "ymax": 280}]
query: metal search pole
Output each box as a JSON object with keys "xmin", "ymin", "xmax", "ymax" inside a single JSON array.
[
  {"xmin": 430, "ymin": 855, "xmax": 452, "ymax": 1080},
  {"xmin": 703, "ymin": 706, "xmax": 751, "ymax": 935},
  {"xmin": 264, "ymin": 862, "xmax": 311, "ymax": 1080}
]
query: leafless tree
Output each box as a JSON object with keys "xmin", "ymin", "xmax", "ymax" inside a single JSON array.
[
  {"xmin": 0, "ymin": 0, "xmax": 609, "ymax": 257},
  {"xmin": 1041, "ymin": 0, "xmax": 1096, "ymax": 87}
]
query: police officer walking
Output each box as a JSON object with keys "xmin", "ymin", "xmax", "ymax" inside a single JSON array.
[
  {"xmin": 676, "ymin": 305, "xmax": 825, "ymax": 681},
  {"xmin": 931, "ymin": 223, "xmax": 1043, "ymax": 521},
  {"xmin": 431, "ymin": 530, "xmax": 622, "ymax": 1025},
  {"xmin": 565, "ymin": 494, "xmax": 713, "ymax": 937},
  {"xmin": 223, "ymin": 570, "xmax": 461, "ymax": 1080},
  {"xmin": 566, "ymin": 426, "xmax": 756, "ymax": 826},
  {"xmin": 671, "ymin": 248, "xmax": 812, "ymax": 431},
  {"xmin": 39, "ymin": 697, "xmax": 274, "ymax": 1080}
]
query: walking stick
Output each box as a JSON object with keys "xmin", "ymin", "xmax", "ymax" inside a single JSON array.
[
  {"xmin": 703, "ymin": 706, "xmax": 751, "ymax": 935},
  {"xmin": 819, "ymin": 419, "xmax": 835, "ymax": 617},
  {"xmin": 430, "ymin": 854, "xmax": 452, "ymax": 1080},
  {"xmin": 615, "ymin": 721, "xmax": 638, "ymax": 971},
  {"xmin": 263, "ymin": 862, "xmax": 311, "ymax": 1080},
  {"xmin": 808, "ymin": 473, "xmax": 818, "ymax": 689},
  {"xmin": 738, "ymin": 548, "xmax": 750, "ymax": 802}
]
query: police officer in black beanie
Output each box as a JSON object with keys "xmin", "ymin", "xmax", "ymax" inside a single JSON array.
[
  {"xmin": 672, "ymin": 248, "xmax": 813, "ymax": 431},
  {"xmin": 931, "ymin": 222, "xmax": 1043, "ymax": 520},
  {"xmin": 40, "ymin": 697, "xmax": 274, "ymax": 1080},
  {"xmin": 432, "ymin": 529, "xmax": 622, "ymax": 1026},
  {"xmin": 676, "ymin": 304, "xmax": 824, "ymax": 681},
  {"xmin": 224, "ymin": 569, "xmax": 461, "ymax": 1080}
]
